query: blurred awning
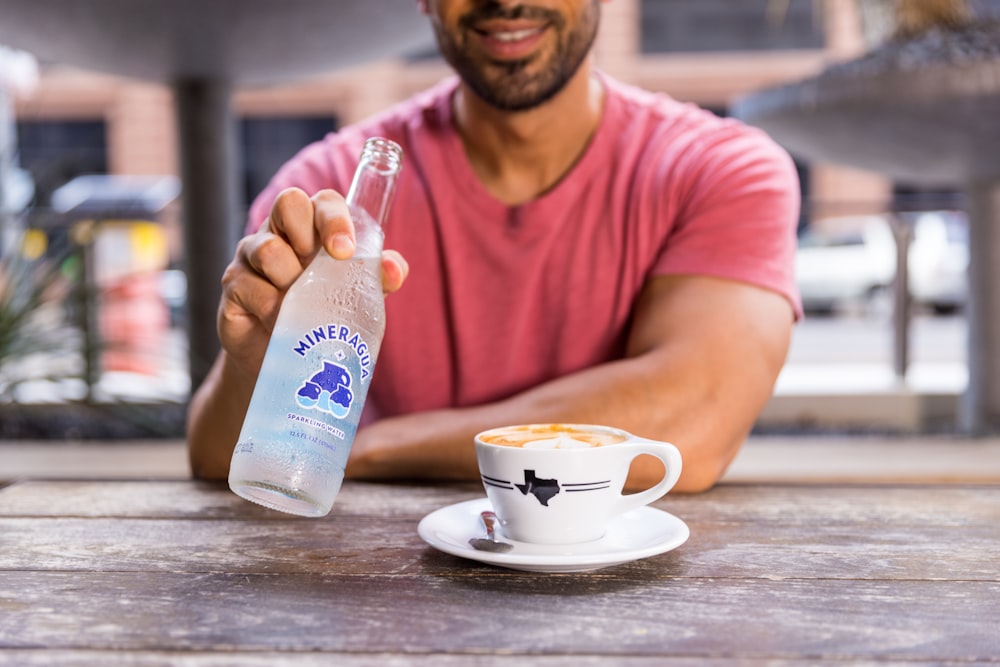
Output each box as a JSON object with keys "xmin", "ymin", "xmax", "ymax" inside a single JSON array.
[
  {"xmin": 733, "ymin": 28, "xmax": 1000, "ymax": 185},
  {"xmin": 0, "ymin": 0, "xmax": 433, "ymax": 85}
]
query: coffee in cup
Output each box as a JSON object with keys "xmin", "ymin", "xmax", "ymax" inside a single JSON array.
[
  {"xmin": 478, "ymin": 423, "xmax": 628, "ymax": 449},
  {"xmin": 474, "ymin": 423, "xmax": 682, "ymax": 544}
]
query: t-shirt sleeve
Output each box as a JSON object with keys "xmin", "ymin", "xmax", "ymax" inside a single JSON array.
[{"xmin": 653, "ymin": 124, "xmax": 803, "ymax": 319}]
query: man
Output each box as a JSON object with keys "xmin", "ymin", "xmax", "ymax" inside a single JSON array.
[{"xmin": 187, "ymin": 0, "xmax": 801, "ymax": 492}]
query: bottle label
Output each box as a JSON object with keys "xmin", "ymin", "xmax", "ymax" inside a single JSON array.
[
  {"xmin": 291, "ymin": 324, "xmax": 373, "ymax": 420},
  {"xmin": 233, "ymin": 255, "xmax": 384, "ymax": 481},
  {"xmin": 295, "ymin": 359, "xmax": 353, "ymax": 418},
  {"xmin": 293, "ymin": 323, "xmax": 373, "ymax": 377}
]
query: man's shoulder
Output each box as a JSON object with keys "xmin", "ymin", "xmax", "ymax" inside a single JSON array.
[
  {"xmin": 602, "ymin": 73, "xmax": 775, "ymax": 149},
  {"xmin": 603, "ymin": 75, "xmax": 711, "ymax": 127},
  {"xmin": 600, "ymin": 73, "xmax": 793, "ymax": 180}
]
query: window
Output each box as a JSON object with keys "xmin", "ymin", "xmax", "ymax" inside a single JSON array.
[
  {"xmin": 640, "ymin": 0, "xmax": 824, "ymax": 54},
  {"xmin": 16, "ymin": 120, "xmax": 107, "ymax": 207},
  {"xmin": 241, "ymin": 116, "xmax": 338, "ymax": 209}
]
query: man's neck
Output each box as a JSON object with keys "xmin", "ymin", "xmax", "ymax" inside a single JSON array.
[{"xmin": 453, "ymin": 63, "xmax": 605, "ymax": 206}]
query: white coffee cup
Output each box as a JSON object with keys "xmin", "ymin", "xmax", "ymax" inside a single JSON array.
[{"xmin": 474, "ymin": 423, "xmax": 683, "ymax": 545}]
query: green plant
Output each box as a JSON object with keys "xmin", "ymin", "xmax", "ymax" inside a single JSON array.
[{"xmin": 0, "ymin": 233, "xmax": 81, "ymax": 401}]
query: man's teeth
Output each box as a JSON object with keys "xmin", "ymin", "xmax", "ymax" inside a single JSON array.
[{"xmin": 492, "ymin": 28, "xmax": 540, "ymax": 42}]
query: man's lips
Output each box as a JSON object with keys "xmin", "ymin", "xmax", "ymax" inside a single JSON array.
[
  {"xmin": 489, "ymin": 26, "xmax": 544, "ymax": 42},
  {"xmin": 472, "ymin": 22, "xmax": 547, "ymax": 58}
]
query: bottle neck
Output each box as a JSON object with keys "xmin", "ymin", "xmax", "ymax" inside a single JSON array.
[{"xmin": 345, "ymin": 138, "xmax": 402, "ymax": 228}]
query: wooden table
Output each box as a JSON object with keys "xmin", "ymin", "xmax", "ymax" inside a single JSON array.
[{"xmin": 1, "ymin": 477, "xmax": 998, "ymax": 665}]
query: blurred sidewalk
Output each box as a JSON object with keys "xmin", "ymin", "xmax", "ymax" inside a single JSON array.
[
  {"xmin": 760, "ymin": 313, "xmax": 966, "ymax": 432},
  {"xmin": 761, "ymin": 360, "xmax": 965, "ymax": 431}
]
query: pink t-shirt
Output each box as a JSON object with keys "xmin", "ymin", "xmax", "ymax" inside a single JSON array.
[{"xmin": 247, "ymin": 73, "xmax": 802, "ymax": 421}]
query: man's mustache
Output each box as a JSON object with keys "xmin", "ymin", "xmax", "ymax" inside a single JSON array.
[{"xmin": 459, "ymin": 3, "xmax": 563, "ymax": 28}]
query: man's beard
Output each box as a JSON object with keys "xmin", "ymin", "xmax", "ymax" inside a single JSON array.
[{"xmin": 434, "ymin": 2, "xmax": 599, "ymax": 111}]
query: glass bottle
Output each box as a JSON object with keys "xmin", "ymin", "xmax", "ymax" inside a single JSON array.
[{"xmin": 228, "ymin": 137, "xmax": 403, "ymax": 516}]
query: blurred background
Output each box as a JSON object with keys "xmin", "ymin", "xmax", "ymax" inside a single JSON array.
[{"xmin": 1, "ymin": 0, "xmax": 997, "ymax": 440}]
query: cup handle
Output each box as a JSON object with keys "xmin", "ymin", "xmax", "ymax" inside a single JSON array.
[{"xmin": 615, "ymin": 440, "xmax": 683, "ymax": 514}]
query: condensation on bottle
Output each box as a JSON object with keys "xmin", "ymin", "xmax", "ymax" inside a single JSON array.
[{"xmin": 228, "ymin": 137, "xmax": 403, "ymax": 517}]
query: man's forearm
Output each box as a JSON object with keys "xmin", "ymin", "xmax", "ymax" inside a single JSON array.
[
  {"xmin": 186, "ymin": 354, "xmax": 256, "ymax": 480},
  {"xmin": 346, "ymin": 351, "xmax": 755, "ymax": 493},
  {"xmin": 346, "ymin": 278, "xmax": 794, "ymax": 493}
]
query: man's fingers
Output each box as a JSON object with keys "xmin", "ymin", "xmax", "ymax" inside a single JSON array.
[
  {"xmin": 257, "ymin": 189, "xmax": 405, "ymax": 296},
  {"xmin": 237, "ymin": 232, "xmax": 304, "ymax": 292},
  {"xmin": 381, "ymin": 249, "xmax": 409, "ymax": 294},
  {"xmin": 220, "ymin": 265, "xmax": 282, "ymax": 331},
  {"xmin": 268, "ymin": 188, "xmax": 319, "ymax": 260},
  {"xmin": 312, "ymin": 190, "xmax": 355, "ymax": 259}
]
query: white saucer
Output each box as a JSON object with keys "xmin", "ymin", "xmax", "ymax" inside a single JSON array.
[{"xmin": 417, "ymin": 497, "xmax": 689, "ymax": 573}]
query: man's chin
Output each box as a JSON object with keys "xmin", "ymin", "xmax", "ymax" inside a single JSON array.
[{"xmin": 468, "ymin": 72, "xmax": 562, "ymax": 112}]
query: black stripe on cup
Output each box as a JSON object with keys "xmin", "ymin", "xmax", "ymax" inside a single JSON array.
[
  {"xmin": 562, "ymin": 480, "xmax": 612, "ymax": 492},
  {"xmin": 481, "ymin": 475, "xmax": 514, "ymax": 490}
]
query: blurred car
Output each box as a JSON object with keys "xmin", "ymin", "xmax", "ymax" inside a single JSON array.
[
  {"xmin": 906, "ymin": 211, "xmax": 969, "ymax": 313},
  {"xmin": 795, "ymin": 211, "xmax": 968, "ymax": 316}
]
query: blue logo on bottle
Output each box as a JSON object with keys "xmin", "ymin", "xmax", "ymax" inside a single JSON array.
[
  {"xmin": 293, "ymin": 325, "xmax": 373, "ymax": 380},
  {"xmin": 295, "ymin": 360, "xmax": 353, "ymax": 419}
]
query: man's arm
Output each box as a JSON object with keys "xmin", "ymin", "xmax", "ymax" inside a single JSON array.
[
  {"xmin": 186, "ymin": 352, "xmax": 257, "ymax": 480},
  {"xmin": 347, "ymin": 273, "xmax": 794, "ymax": 493}
]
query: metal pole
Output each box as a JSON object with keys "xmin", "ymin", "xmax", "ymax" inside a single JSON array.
[
  {"xmin": 887, "ymin": 213, "xmax": 913, "ymax": 380},
  {"xmin": 173, "ymin": 78, "xmax": 241, "ymax": 395},
  {"xmin": 77, "ymin": 223, "xmax": 100, "ymax": 401},
  {"xmin": 960, "ymin": 181, "xmax": 1000, "ymax": 434}
]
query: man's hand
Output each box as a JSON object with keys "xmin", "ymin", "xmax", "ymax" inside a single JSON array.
[
  {"xmin": 217, "ymin": 187, "xmax": 408, "ymax": 378},
  {"xmin": 186, "ymin": 186, "xmax": 407, "ymax": 480}
]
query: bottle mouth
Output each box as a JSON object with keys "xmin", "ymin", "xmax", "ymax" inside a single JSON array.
[{"xmin": 362, "ymin": 137, "xmax": 403, "ymax": 172}]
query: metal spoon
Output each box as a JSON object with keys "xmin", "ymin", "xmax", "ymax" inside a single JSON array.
[{"xmin": 468, "ymin": 510, "xmax": 513, "ymax": 553}]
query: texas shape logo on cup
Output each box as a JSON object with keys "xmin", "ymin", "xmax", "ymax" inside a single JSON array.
[{"xmin": 474, "ymin": 423, "xmax": 683, "ymax": 545}]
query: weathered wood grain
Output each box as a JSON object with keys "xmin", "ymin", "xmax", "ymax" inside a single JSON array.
[
  {"xmin": 0, "ymin": 650, "xmax": 933, "ymax": 667},
  {"xmin": 0, "ymin": 479, "xmax": 482, "ymax": 519},
  {"xmin": 1, "ymin": 482, "xmax": 997, "ymax": 581},
  {"xmin": 1, "ymin": 571, "xmax": 998, "ymax": 662},
  {"xmin": 3, "ymin": 479, "xmax": 997, "ymax": 526},
  {"xmin": 1, "ymin": 479, "xmax": 998, "ymax": 664},
  {"xmin": 0, "ymin": 511, "xmax": 996, "ymax": 580}
]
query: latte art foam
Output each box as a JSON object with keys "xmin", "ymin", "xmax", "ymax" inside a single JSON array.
[
  {"xmin": 480, "ymin": 424, "xmax": 627, "ymax": 449},
  {"xmin": 522, "ymin": 434, "xmax": 595, "ymax": 449}
]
